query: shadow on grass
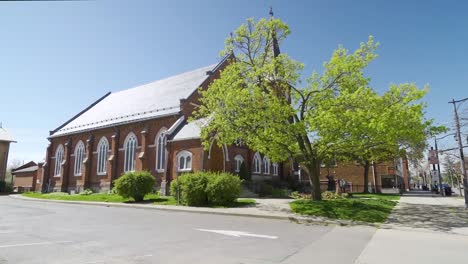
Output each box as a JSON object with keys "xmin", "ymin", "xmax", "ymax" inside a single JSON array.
[{"xmin": 290, "ymin": 199, "xmax": 397, "ymax": 223}]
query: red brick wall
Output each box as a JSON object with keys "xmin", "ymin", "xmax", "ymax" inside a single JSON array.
[
  {"xmin": 45, "ymin": 114, "xmax": 180, "ymax": 192},
  {"xmin": 168, "ymin": 138, "xmax": 204, "ymax": 180}
]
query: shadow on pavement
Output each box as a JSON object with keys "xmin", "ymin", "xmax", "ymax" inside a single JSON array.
[{"xmin": 384, "ymin": 192, "xmax": 468, "ymax": 233}]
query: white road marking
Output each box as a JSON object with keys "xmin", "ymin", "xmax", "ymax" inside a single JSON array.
[
  {"xmin": 0, "ymin": 241, "xmax": 72, "ymax": 249},
  {"xmin": 0, "ymin": 231, "xmax": 15, "ymax": 234},
  {"xmin": 196, "ymin": 229, "xmax": 278, "ymax": 239}
]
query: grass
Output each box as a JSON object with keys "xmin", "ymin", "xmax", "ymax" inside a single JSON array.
[
  {"xmin": 351, "ymin": 193, "xmax": 401, "ymax": 201},
  {"xmin": 290, "ymin": 195, "xmax": 398, "ymax": 223},
  {"xmin": 22, "ymin": 192, "xmax": 255, "ymax": 208}
]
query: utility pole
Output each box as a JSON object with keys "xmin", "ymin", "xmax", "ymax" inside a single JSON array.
[
  {"xmin": 434, "ymin": 140, "xmax": 444, "ymax": 196},
  {"xmin": 449, "ymin": 98, "xmax": 468, "ymax": 209}
]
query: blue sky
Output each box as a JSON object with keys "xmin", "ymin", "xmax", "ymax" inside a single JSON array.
[{"xmin": 1, "ymin": 0, "xmax": 467, "ymax": 164}]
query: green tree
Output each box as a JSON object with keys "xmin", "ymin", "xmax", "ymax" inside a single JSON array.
[
  {"xmin": 311, "ymin": 83, "xmax": 437, "ymax": 193},
  {"xmin": 195, "ymin": 17, "xmax": 379, "ymax": 200},
  {"xmin": 442, "ymin": 154, "xmax": 462, "ymax": 189}
]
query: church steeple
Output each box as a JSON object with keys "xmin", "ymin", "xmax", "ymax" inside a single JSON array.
[{"xmin": 269, "ymin": 7, "xmax": 281, "ymax": 58}]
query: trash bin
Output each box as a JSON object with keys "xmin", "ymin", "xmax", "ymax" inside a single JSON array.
[{"xmin": 445, "ymin": 186, "xmax": 452, "ymax": 196}]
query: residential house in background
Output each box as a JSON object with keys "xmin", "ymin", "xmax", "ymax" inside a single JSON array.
[
  {"xmin": 12, "ymin": 161, "xmax": 41, "ymax": 192},
  {"xmin": 296, "ymin": 159, "xmax": 410, "ymax": 193}
]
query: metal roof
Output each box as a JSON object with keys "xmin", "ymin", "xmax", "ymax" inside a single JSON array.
[
  {"xmin": 0, "ymin": 127, "xmax": 15, "ymax": 142},
  {"xmin": 12, "ymin": 165, "xmax": 38, "ymax": 174},
  {"xmin": 171, "ymin": 118, "xmax": 209, "ymax": 142},
  {"xmin": 50, "ymin": 64, "xmax": 217, "ymax": 137}
]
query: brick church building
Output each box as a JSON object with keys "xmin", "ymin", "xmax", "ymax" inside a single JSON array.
[
  {"xmin": 40, "ymin": 55, "xmax": 288, "ymax": 194},
  {"xmin": 38, "ymin": 13, "xmax": 408, "ymax": 194}
]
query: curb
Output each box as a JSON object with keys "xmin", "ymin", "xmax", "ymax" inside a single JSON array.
[{"xmin": 8, "ymin": 194, "xmax": 379, "ymax": 228}]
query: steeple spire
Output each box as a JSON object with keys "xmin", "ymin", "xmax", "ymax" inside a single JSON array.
[{"xmin": 269, "ymin": 7, "xmax": 281, "ymax": 58}]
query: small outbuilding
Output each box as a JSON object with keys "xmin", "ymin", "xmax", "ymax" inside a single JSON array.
[{"xmin": 12, "ymin": 161, "xmax": 41, "ymax": 192}]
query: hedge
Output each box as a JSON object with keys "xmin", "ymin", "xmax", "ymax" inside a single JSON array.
[{"xmin": 171, "ymin": 171, "xmax": 241, "ymax": 206}]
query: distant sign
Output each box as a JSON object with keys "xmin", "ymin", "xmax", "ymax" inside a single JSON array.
[
  {"xmin": 428, "ymin": 149, "xmax": 439, "ymax": 164},
  {"xmin": 431, "ymin": 170, "xmax": 439, "ymax": 181}
]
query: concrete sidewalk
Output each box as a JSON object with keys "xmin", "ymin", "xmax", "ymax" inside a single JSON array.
[
  {"xmin": 355, "ymin": 192, "xmax": 468, "ymax": 263},
  {"xmin": 9, "ymin": 194, "xmax": 374, "ymax": 227},
  {"xmin": 382, "ymin": 191, "xmax": 468, "ymax": 235}
]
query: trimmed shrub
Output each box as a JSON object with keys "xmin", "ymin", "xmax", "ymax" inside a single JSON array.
[
  {"xmin": 321, "ymin": 191, "xmax": 345, "ymax": 200},
  {"xmin": 171, "ymin": 171, "xmax": 242, "ymax": 207},
  {"xmin": 206, "ymin": 173, "xmax": 242, "ymax": 206},
  {"xmin": 113, "ymin": 171, "xmax": 155, "ymax": 202},
  {"xmin": 271, "ymin": 188, "xmax": 289, "ymax": 198},
  {"xmin": 171, "ymin": 172, "xmax": 209, "ymax": 206},
  {"xmin": 80, "ymin": 188, "xmax": 93, "ymax": 196},
  {"xmin": 0, "ymin": 181, "xmax": 13, "ymax": 193},
  {"xmin": 290, "ymin": 191, "xmax": 300, "ymax": 199}
]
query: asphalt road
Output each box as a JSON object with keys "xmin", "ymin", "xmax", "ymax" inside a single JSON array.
[{"xmin": 0, "ymin": 196, "xmax": 376, "ymax": 264}]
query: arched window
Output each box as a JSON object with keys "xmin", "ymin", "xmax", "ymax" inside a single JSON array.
[
  {"xmin": 272, "ymin": 163, "xmax": 279, "ymax": 176},
  {"xmin": 156, "ymin": 128, "xmax": 167, "ymax": 171},
  {"xmin": 74, "ymin": 141, "xmax": 85, "ymax": 176},
  {"xmin": 124, "ymin": 132, "xmax": 138, "ymax": 172},
  {"xmin": 234, "ymin": 155, "xmax": 244, "ymax": 172},
  {"xmin": 263, "ymin": 156, "xmax": 271, "ymax": 175},
  {"xmin": 177, "ymin": 150, "xmax": 192, "ymax": 172},
  {"xmin": 97, "ymin": 137, "xmax": 109, "ymax": 175},
  {"xmin": 54, "ymin": 144, "xmax": 64, "ymax": 176},
  {"xmin": 252, "ymin": 152, "xmax": 261, "ymax": 174}
]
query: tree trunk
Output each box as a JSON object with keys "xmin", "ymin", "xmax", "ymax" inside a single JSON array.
[
  {"xmin": 363, "ymin": 160, "xmax": 370, "ymax": 193},
  {"xmin": 304, "ymin": 159, "xmax": 322, "ymax": 201}
]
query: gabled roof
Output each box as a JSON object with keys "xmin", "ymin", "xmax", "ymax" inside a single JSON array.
[
  {"xmin": 49, "ymin": 63, "xmax": 219, "ymax": 138},
  {"xmin": 170, "ymin": 118, "xmax": 209, "ymax": 142},
  {"xmin": 0, "ymin": 127, "xmax": 15, "ymax": 143},
  {"xmin": 12, "ymin": 165, "xmax": 38, "ymax": 174},
  {"xmin": 12, "ymin": 161, "xmax": 37, "ymax": 172}
]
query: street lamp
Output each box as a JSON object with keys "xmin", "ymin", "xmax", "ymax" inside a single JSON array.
[{"xmin": 449, "ymin": 97, "xmax": 468, "ymax": 209}]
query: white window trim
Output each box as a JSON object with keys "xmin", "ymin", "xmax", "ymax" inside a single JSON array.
[
  {"xmin": 97, "ymin": 136, "xmax": 109, "ymax": 175},
  {"xmin": 234, "ymin": 155, "xmax": 244, "ymax": 172},
  {"xmin": 263, "ymin": 156, "xmax": 271, "ymax": 175},
  {"xmin": 124, "ymin": 132, "xmax": 138, "ymax": 172},
  {"xmin": 155, "ymin": 128, "xmax": 167, "ymax": 172},
  {"xmin": 272, "ymin": 163, "xmax": 279, "ymax": 176},
  {"xmin": 252, "ymin": 152, "xmax": 261, "ymax": 174},
  {"xmin": 177, "ymin": 150, "xmax": 192, "ymax": 172},
  {"xmin": 74, "ymin": 141, "xmax": 85, "ymax": 176},
  {"xmin": 54, "ymin": 144, "xmax": 64, "ymax": 177}
]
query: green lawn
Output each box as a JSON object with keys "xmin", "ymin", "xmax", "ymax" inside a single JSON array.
[
  {"xmin": 351, "ymin": 193, "xmax": 401, "ymax": 201},
  {"xmin": 290, "ymin": 196, "xmax": 398, "ymax": 223},
  {"xmin": 22, "ymin": 192, "xmax": 255, "ymax": 208},
  {"xmin": 23, "ymin": 192, "xmax": 165, "ymax": 203}
]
